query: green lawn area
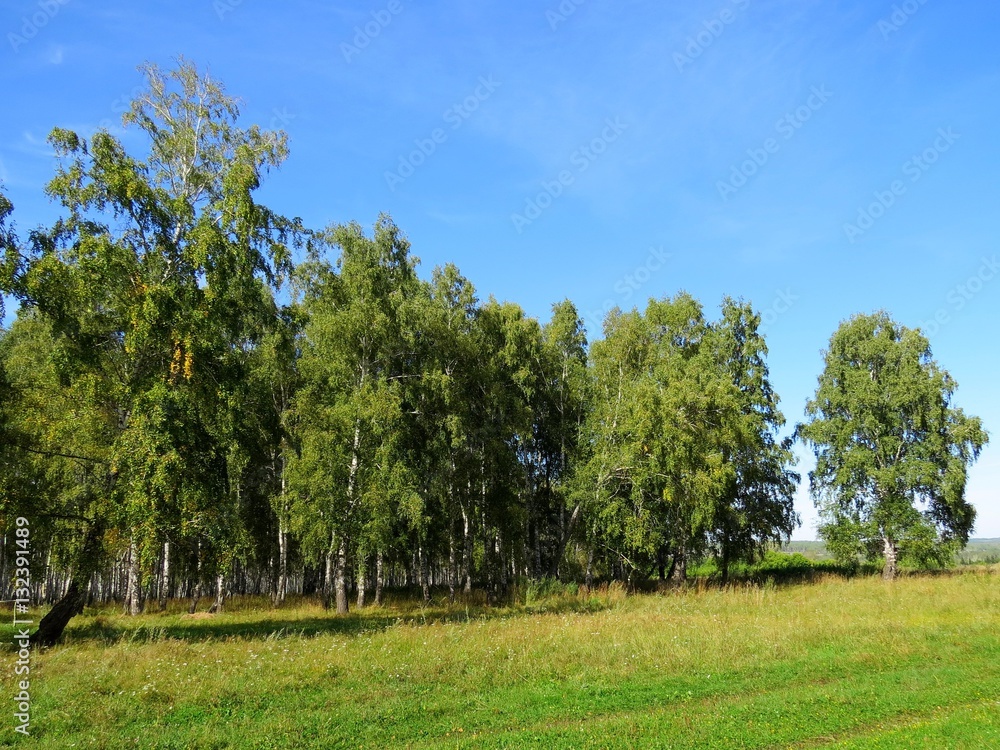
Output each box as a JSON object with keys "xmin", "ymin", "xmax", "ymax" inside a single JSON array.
[{"xmin": 2, "ymin": 568, "xmax": 998, "ymax": 748}]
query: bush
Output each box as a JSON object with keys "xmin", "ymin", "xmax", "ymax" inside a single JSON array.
[{"xmin": 756, "ymin": 551, "xmax": 813, "ymax": 573}]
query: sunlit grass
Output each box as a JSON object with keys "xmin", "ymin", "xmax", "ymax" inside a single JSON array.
[{"xmin": 2, "ymin": 567, "xmax": 998, "ymax": 748}]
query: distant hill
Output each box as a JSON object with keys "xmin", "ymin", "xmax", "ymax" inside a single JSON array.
[
  {"xmin": 782, "ymin": 539, "xmax": 1000, "ymax": 564},
  {"xmin": 781, "ymin": 541, "xmax": 833, "ymax": 560},
  {"xmin": 957, "ymin": 539, "xmax": 1000, "ymax": 564}
]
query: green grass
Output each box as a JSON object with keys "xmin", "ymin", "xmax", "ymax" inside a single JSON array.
[{"xmin": 2, "ymin": 568, "xmax": 999, "ymax": 748}]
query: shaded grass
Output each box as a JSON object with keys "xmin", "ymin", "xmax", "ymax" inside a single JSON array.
[
  {"xmin": 4, "ymin": 584, "xmax": 627, "ymax": 647},
  {"xmin": 1, "ymin": 568, "xmax": 998, "ymax": 748}
]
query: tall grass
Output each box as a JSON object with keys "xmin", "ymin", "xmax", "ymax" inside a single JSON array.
[{"xmin": 2, "ymin": 566, "xmax": 998, "ymax": 748}]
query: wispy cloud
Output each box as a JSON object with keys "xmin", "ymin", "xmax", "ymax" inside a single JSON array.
[
  {"xmin": 15, "ymin": 131, "xmax": 56, "ymax": 159},
  {"xmin": 45, "ymin": 44, "xmax": 65, "ymax": 65}
]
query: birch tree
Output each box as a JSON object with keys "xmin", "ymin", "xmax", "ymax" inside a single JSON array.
[
  {"xmin": 289, "ymin": 218, "xmax": 421, "ymax": 613},
  {"xmin": 799, "ymin": 312, "xmax": 988, "ymax": 579},
  {"xmin": 538, "ymin": 300, "xmax": 588, "ymax": 578},
  {"xmin": 2, "ymin": 60, "xmax": 298, "ymax": 642},
  {"xmin": 708, "ymin": 299, "xmax": 798, "ymax": 581}
]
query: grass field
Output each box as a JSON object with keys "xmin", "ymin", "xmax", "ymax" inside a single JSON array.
[{"xmin": 3, "ymin": 568, "xmax": 999, "ymax": 748}]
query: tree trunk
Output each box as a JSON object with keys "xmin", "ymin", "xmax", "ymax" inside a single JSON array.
[
  {"xmin": 720, "ymin": 544, "xmax": 731, "ymax": 585},
  {"xmin": 419, "ymin": 544, "xmax": 431, "ymax": 604},
  {"xmin": 533, "ymin": 523, "xmax": 542, "ymax": 580},
  {"xmin": 496, "ymin": 531, "xmax": 508, "ymax": 598},
  {"xmin": 334, "ymin": 537, "xmax": 349, "ymax": 615},
  {"xmin": 585, "ymin": 547, "xmax": 594, "ymax": 588},
  {"xmin": 356, "ymin": 555, "xmax": 367, "ymax": 609},
  {"xmin": 462, "ymin": 506, "xmax": 473, "ymax": 594},
  {"xmin": 208, "ymin": 572, "xmax": 225, "ymax": 613},
  {"xmin": 188, "ymin": 580, "xmax": 202, "ymax": 614},
  {"xmin": 525, "ymin": 463, "xmax": 538, "ymax": 579},
  {"xmin": 158, "ymin": 541, "xmax": 171, "ymax": 611},
  {"xmin": 125, "ymin": 538, "xmax": 143, "ymax": 616},
  {"xmin": 188, "ymin": 542, "xmax": 203, "ymax": 614},
  {"xmin": 275, "ymin": 450, "xmax": 289, "ymax": 606},
  {"xmin": 35, "ymin": 523, "xmax": 103, "ymax": 646},
  {"xmin": 374, "ymin": 550, "xmax": 384, "ymax": 606},
  {"xmin": 666, "ymin": 552, "xmax": 677, "ymax": 582},
  {"xmin": 448, "ymin": 527, "xmax": 457, "ymax": 604},
  {"xmin": 275, "ymin": 519, "xmax": 288, "ymax": 605},
  {"xmin": 550, "ymin": 503, "xmax": 582, "ymax": 580},
  {"xmin": 42, "ymin": 548, "xmax": 53, "ymax": 604},
  {"xmin": 671, "ymin": 542, "xmax": 687, "ymax": 584},
  {"xmin": 482, "ymin": 503, "xmax": 495, "ymax": 603},
  {"xmin": 34, "ymin": 580, "xmax": 86, "ymax": 648},
  {"xmin": 323, "ymin": 548, "xmax": 335, "ymax": 609},
  {"xmin": 883, "ymin": 537, "xmax": 898, "ymax": 581}
]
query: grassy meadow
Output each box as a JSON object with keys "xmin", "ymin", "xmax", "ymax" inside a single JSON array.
[{"xmin": 3, "ymin": 567, "xmax": 999, "ymax": 749}]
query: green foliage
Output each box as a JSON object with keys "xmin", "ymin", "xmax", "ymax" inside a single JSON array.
[
  {"xmin": 690, "ymin": 549, "xmax": 882, "ymax": 581},
  {"xmin": 757, "ymin": 549, "xmax": 812, "ymax": 572},
  {"xmin": 5, "ymin": 63, "xmax": 989, "ymax": 656},
  {"xmin": 1, "ymin": 59, "xmax": 304, "ymax": 631},
  {"xmin": 799, "ymin": 311, "xmax": 989, "ymax": 578},
  {"xmin": 0, "ymin": 186, "xmax": 16, "ymax": 321},
  {"xmin": 708, "ymin": 298, "xmax": 799, "ymax": 576},
  {"xmin": 578, "ymin": 294, "xmax": 797, "ymax": 581},
  {"xmin": 288, "ymin": 217, "xmax": 424, "ymax": 610}
]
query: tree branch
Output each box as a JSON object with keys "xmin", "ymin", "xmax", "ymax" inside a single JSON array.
[{"xmin": 7, "ymin": 442, "xmax": 105, "ymax": 464}]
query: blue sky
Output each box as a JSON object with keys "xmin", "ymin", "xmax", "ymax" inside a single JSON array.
[{"xmin": 2, "ymin": 0, "xmax": 998, "ymax": 539}]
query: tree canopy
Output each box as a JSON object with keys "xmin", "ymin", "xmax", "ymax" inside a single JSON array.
[
  {"xmin": 0, "ymin": 63, "xmax": 988, "ymax": 644},
  {"xmin": 798, "ymin": 312, "xmax": 988, "ymax": 579},
  {"xmin": 1, "ymin": 59, "xmax": 306, "ymax": 643}
]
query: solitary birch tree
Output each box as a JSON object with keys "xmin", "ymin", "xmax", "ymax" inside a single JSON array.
[{"xmin": 799, "ymin": 312, "xmax": 988, "ymax": 579}]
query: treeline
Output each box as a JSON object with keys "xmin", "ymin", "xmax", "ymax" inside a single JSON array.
[{"xmin": 0, "ymin": 62, "xmax": 985, "ymax": 645}]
